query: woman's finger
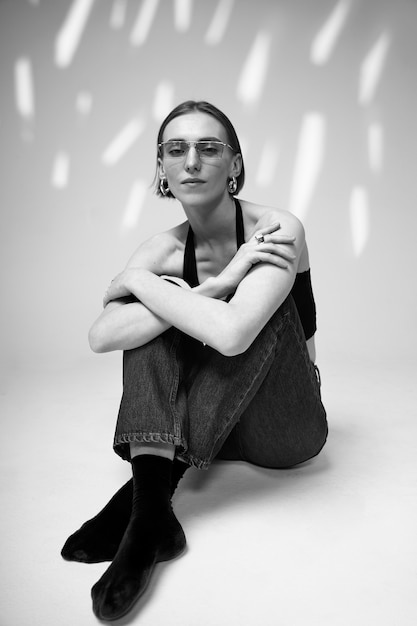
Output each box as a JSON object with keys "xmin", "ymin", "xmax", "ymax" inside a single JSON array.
[
  {"xmin": 252, "ymin": 224, "xmax": 298, "ymax": 246},
  {"xmin": 265, "ymin": 235, "xmax": 296, "ymax": 245},
  {"xmin": 260, "ymin": 222, "xmax": 281, "ymax": 235},
  {"xmin": 252, "ymin": 222, "xmax": 280, "ymax": 242},
  {"xmin": 255, "ymin": 251, "xmax": 289, "ymax": 268},
  {"xmin": 256, "ymin": 245, "xmax": 296, "ymax": 262},
  {"xmin": 249, "ymin": 240, "xmax": 296, "ymax": 261}
]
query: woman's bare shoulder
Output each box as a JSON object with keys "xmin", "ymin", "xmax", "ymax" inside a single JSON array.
[
  {"xmin": 240, "ymin": 199, "xmax": 304, "ymax": 237},
  {"xmin": 126, "ymin": 221, "xmax": 189, "ymax": 274},
  {"xmin": 240, "ymin": 199, "xmax": 307, "ymax": 269}
]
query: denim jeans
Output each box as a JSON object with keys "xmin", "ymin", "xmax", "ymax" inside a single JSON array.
[{"xmin": 113, "ymin": 295, "xmax": 328, "ymax": 470}]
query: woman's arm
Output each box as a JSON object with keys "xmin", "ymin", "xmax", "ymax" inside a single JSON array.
[
  {"xmin": 88, "ymin": 298, "xmax": 171, "ymax": 353},
  {"xmin": 89, "ymin": 278, "xmax": 225, "ymax": 353},
  {"xmin": 89, "ymin": 222, "xmax": 296, "ymax": 353},
  {"xmin": 88, "ymin": 233, "xmax": 179, "ymax": 353},
  {"xmin": 110, "ymin": 213, "xmax": 305, "ymax": 356}
]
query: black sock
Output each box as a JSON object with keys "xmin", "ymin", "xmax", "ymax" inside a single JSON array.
[
  {"xmin": 61, "ymin": 478, "xmax": 133, "ymax": 563},
  {"xmin": 61, "ymin": 458, "xmax": 189, "ymax": 563},
  {"xmin": 91, "ymin": 455, "xmax": 186, "ymax": 621},
  {"xmin": 171, "ymin": 458, "xmax": 189, "ymax": 495}
]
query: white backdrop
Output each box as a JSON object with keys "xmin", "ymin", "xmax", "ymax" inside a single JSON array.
[
  {"xmin": 2, "ymin": 4, "xmax": 417, "ymax": 625},
  {"xmin": 1, "ymin": 0, "xmax": 416, "ymax": 376}
]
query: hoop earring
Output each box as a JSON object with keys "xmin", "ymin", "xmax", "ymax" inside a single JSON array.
[
  {"xmin": 160, "ymin": 177, "xmax": 170, "ymax": 196},
  {"xmin": 228, "ymin": 176, "xmax": 237, "ymax": 195}
]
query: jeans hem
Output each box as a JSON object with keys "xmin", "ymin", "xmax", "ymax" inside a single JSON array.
[
  {"xmin": 113, "ymin": 432, "xmax": 186, "ymax": 461},
  {"xmin": 177, "ymin": 452, "xmax": 210, "ymax": 470}
]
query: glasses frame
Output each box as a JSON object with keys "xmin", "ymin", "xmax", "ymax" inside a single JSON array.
[{"xmin": 158, "ymin": 140, "xmax": 235, "ymax": 161}]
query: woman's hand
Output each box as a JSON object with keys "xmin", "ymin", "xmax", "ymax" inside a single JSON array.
[
  {"xmin": 102, "ymin": 271, "xmax": 192, "ymax": 308},
  {"xmin": 102, "ymin": 269, "xmax": 139, "ymax": 308},
  {"xmin": 214, "ymin": 222, "xmax": 296, "ymax": 298}
]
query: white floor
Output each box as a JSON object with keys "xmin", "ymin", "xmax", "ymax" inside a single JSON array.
[{"xmin": 1, "ymin": 353, "xmax": 416, "ymax": 626}]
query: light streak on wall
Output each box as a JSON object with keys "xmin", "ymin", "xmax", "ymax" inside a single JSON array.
[
  {"xmin": 368, "ymin": 122, "xmax": 384, "ymax": 173},
  {"xmin": 55, "ymin": 0, "xmax": 96, "ymax": 68},
  {"xmin": 75, "ymin": 91, "xmax": 93, "ymax": 116},
  {"xmin": 130, "ymin": 0, "xmax": 159, "ymax": 46},
  {"xmin": 110, "ymin": 0, "xmax": 127, "ymax": 30},
  {"xmin": 237, "ymin": 31, "xmax": 271, "ymax": 106},
  {"xmin": 349, "ymin": 186, "xmax": 370, "ymax": 256},
  {"xmin": 255, "ymin": 141, "xmax": 280, "ymax": 187},
  {"xmin": 102, "ymin": 118, "xmax": 145, "ymax": 166},
  {"xmin": 153, "ymin": 82, "xmax": 175, "ymax": 121},
  {"xmin": 51, "ymin": 152, "xmax": 70, "ymax": 189},
  {"xmin": 15, "ymin": 57, "xmax": 35, "ymax": 119},
  {"xmin": 288, "ymin": 113, "xmax": 326, "ymax": 222},
  {"xmin": 120, "ymin": 180, "xmax": 148, "ymax": 232},
  {"xmin": 310, "ymin": 0, "xmax": 350, "ymax": 66},
  {"xmin": 205, "ymin": 0, "xmax": 234, "ymax": 46},
  {"xmin": 359, "ymin": 32, "xmax": 391, "ymax": 105},
  {"xmin": 174, "ymin": 0, "xmax": 193, "ymax": 33}
]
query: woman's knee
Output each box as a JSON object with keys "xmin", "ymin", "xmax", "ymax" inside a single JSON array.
[
  {"xmin": 122, "ymin": 328, "xmax": 181, "ymax": 382},
  {"xmin": 243, "ymin": 411, "xmax": 328, "ymax": 470},
  {"xmin": 286, "ymin": 415, "xmax": 328, "ymax": 468}
]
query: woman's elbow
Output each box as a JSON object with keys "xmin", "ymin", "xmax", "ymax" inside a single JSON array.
[
  {"xmin": 219, "ymin": 344, "xmax": 248, "ymax": 357},
  {"xmin": 211, "ymin": 328, "xmax": 252, "ymax": 357},
  {"xmin": 223, "ymin": 339, "xmax": 252, "ymax": 357},
  {"xmin": 88, "ymin": 324, "xmax": 109, "ymax": 353}
]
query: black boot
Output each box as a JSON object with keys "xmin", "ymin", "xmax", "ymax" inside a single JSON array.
[
  {"xmin": 61, "ymin": 459, "xmax": 188, "ymax": 563},
  {"xmin": 91, "ymin": 455, "xmax": 186, "ymax": 621}
]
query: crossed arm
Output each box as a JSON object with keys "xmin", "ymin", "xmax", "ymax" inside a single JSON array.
[
  {"xmin": 89, "ymin": 214, "xmax": 305, "ymax": 356},
  {"xmin": 88, "ymin": 276, "xmax": 226, "ymax": 354}
]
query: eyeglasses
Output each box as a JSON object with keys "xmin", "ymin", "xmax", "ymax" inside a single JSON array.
[{"xmin": 158, "ymin": 140, "xmax": 235, "ymax": 161}]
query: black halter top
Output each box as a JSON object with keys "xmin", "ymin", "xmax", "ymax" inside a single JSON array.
[
  {"xmin": 183, "ymin": 199, "xmax": 245, "ymax": 288},
  {"xmin": 182, "ymin": 198, "xmax": 317, "ymax": 339}
]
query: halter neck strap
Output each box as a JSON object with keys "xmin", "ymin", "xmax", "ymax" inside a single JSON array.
[{"xmin": 183, "ymin": 199, "xmax": 244, "ymax": 288}]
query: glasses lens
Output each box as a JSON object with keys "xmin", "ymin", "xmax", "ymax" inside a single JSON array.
[
  {"xmin": 196, "ymin": 141, "xmax": 224, "ymax": 159},
  {"xmin": 161, "ymin": 141, "xmax": 225, "ymax": 160},
  {"xmin": 162, "ymin": 141, "xmax": 188, "ymax": 158}
]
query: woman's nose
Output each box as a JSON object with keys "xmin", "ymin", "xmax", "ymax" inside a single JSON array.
[{"xmin": 184, "ymin": 145, "xmax": 201, "ymax": 171}]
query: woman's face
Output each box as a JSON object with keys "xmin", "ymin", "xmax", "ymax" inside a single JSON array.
[{"xmin": 158, "ymin": 112, "xmax": 241, "ymax": 207}]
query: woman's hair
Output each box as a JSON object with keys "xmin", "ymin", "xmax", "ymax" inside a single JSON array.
[{"xmin": 153, "ymin": 100, "xmax": 245, "ymax": 198}]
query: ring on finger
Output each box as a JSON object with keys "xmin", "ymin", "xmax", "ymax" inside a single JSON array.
[{"xmin": 255, "ymin": 233, "xmax": 265, "ymax": 244}]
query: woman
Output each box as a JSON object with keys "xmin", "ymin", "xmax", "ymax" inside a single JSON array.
[{"xmin": 61, "ymin": 100, "xmax": 327, "ymax": 621}]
